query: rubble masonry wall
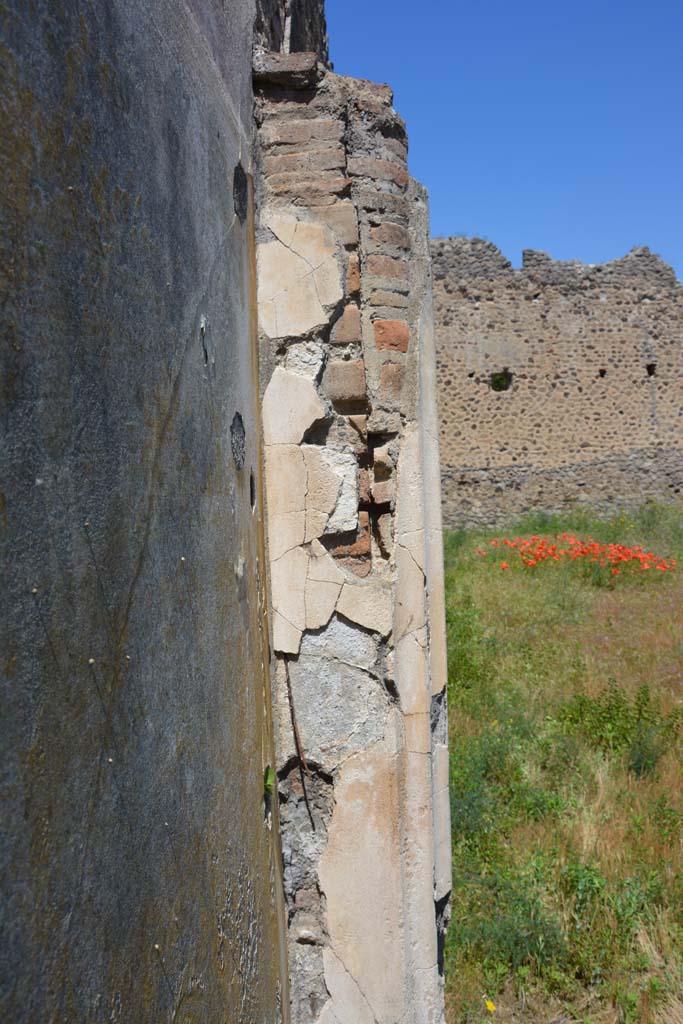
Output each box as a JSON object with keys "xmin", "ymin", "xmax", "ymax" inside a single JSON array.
[{"xmin": 432, "ymin": 237, "xmax": 683, "ymax": 527}]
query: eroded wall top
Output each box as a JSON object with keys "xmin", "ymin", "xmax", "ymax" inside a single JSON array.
[{"xmin": 433, "ymin": 237, "xmax": 683, "ymax": 526}]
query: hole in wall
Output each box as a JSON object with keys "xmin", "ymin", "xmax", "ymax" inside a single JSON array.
[
  {"xmin": 489, "ymin": 368, "xmax": 513, "ymax": 392},
  {"xmin": 233, "ymin": 162, "xmax": 248, "ymax": 223},
  {"xmin": 598, "ymin": 368, "xmax": 607, "ymax": 378},
  {"xmin": 230, "ymin": 412, "xmax": 246, "ymax": 470},
  {"xmin": 200, "ymin": 317, "xmax": 209, "ymax": 366},
  {"xmin": 646, "ymin": 362, "xmax": 657, "ymax": 377},
  {"xmin": 250, "ymin": 469, "xmax": 257, "ymax": 509}
]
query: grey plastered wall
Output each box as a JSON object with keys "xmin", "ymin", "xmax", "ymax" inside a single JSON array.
[{"xmin": 1, "ymin": 2, "xmax": 287, "ymax": 1021}]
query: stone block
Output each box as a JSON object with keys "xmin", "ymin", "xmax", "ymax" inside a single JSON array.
[
  {"xmin": 331, "ymin": 305, "xmax": 361, "ymax": 344},
  {"xmin": 253, "ymin": 50, "xmax": 319, "ymax": 89},
  {"xmin": 260, "ymin": 118, "xmax": 343, "ymax": 150},
  {"xmin": 324, "ymin": 359, "xmax": 367, "ymax": 404},
  {"xmin": 373, "ymin": 319, "xmax": 410, "ymax": 352}
]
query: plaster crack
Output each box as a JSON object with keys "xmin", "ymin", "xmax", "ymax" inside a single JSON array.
[{"xmin": 326, "ymin": 945, "xmax": 381, "ymax": 1024}]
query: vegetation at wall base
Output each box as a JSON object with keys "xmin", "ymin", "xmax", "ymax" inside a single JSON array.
[{"xmin": 444, "ymin": 504, "xmax": 683, "ymax": 1024}]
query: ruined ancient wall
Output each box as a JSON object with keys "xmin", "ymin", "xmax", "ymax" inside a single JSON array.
[
  {"xmin": 432, "ymin": 238, "xmax": 683, "ymax": 526},
  {"xmin": 1, "ymin": 2, "xmax": 288, "ymax": 1020},
  {"xmin": 254, "ymin": 54, "xmax": 450, "ymax": 1024}
]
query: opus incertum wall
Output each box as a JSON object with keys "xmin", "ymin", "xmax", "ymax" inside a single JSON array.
[
  {"xmin": 255, "ymin": 53, "xmax": 451, "ymax": 1024},
  {"xmin": 1, "ymin": 2, "xmax": 289, "ymax": 1020},
  {"xmin": 432, "ymin": 237, "xmax": 683, "ymax": 527}
]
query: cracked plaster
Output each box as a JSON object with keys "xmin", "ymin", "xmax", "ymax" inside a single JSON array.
[{"xmin": 258, "ymin": 211, "xmax": 343, "ymax": 339}]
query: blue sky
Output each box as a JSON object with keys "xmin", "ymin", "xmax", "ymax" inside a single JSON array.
[{"xmin": 326, "ymin": 0, "xmax": 683, "ymax": 278}]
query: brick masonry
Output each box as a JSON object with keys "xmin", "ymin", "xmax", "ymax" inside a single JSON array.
[{"xmin": 255, "ymin": 56, "xmax": 450, "ymax": 1024}]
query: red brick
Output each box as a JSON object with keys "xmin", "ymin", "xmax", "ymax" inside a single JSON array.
[
  {"xmin": 373, "ymin": 319, "xmax": 410, "ymax": 352},
  {"xmin": 329, "ymin": 512, "xmax": 371, "ymax": 557}
]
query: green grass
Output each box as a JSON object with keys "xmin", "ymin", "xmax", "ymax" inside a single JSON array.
[{"xmin": 444, "ymin": 503, "xmax": 683, "ymax": 1024}]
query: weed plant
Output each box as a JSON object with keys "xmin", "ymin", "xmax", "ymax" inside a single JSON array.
[{"xmin": 444, "ymin": 503, "xmax": 683, "ymax": 1024}]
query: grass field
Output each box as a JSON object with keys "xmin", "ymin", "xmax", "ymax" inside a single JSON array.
[{"xmin": 443, "ymin": 504, "xmax": 683, "ymax": 1024}]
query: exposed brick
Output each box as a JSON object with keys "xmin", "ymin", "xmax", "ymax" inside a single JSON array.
[
  {"xmin": 260, "ymin": 118, "xmax": 343, "ymax": 149},
  {"xmin": 366, "ymin": 255, "xmax": 408, "ymax": 282},
  {"xmin": 346, "ymin": 255, "xmax": 360, "ymax": 295},
  {"xmin": 267, "ymin": 172, "xmax": 350, "ymax": 199},
  {"xmin": 368, "ymin": 290, "xmax": 410, "ymax": 308},
  {"xmin": 370, "ymin": 223, "xmax": 410, "ymax": 249},
  {"xmin": 328, "ymin": 511, "xmax": 371, "ymax": 558},
  {"xmin": 347, "ymin": 156, "xmax": 409, "ymax": 189},
  {"xmin": 335, "ymin": 556, "xmax": 372, "ymax": 578},
  {"xmin": 378, "ymin": 362, "xmax": 405, "ymax": 405},
  {"xmin": 373, "ymin": 319, "xmax": 410, "ymax": 352},
  {"xmin": 263, "ymin": 146, "xmax": 345, "ymax": 176},
  {"xmin": 324, "ymin": 359, "xmax": 366, "ymax": 404},
  {"xmin": 331, "ymin": 305, "xmax": 361, "ymax": 344}
]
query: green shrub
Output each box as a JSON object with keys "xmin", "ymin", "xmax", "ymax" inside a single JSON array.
[{"xmin": 557, "ymin": 683, "xmax": 681, "ymax": 776}]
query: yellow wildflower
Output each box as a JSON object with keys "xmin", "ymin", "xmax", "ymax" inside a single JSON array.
[{"xmin": 485, "ymin": 999, "xmax": 496, "ymax": 1013}]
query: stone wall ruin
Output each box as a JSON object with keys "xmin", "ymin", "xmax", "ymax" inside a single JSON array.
[{"xmin": 432, "ymin": 237, "xmax": 683, "ymax": 526}]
